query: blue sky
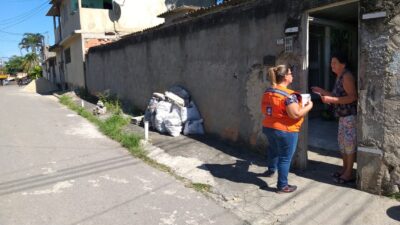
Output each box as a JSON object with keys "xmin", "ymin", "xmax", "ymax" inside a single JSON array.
[{"xmin": 0, "ymin": 0, "xmax": 54, "ymax": 60}]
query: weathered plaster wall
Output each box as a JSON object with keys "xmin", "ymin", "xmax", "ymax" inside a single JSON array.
[
  {"xmin": 86, "ymin": 0, "xmax": 304, "ymax": 152},
  {"xmin": 64, "ymin": 35, "xmax": 85, "ymax": 88},
  {"xmin": 358, "ymin": 0, "xmax": 400, "ymax": 194},
  {"xmin": 79, "ymin": 0, "xmax": 167, "ymax": 34},
  {"xmin": 60, "ymin": 0, "xmax": 81, "ymax": 41}
]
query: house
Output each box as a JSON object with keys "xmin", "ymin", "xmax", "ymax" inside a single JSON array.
[
  {"xmin": 84, "ymin": 0, "xmax": 400, "ymax": 195},
  {"xmin": 45, "ymin": 0, "xmax": 171, "ymax": 89},
  {"xmin": 45, "ymin": 0, "xmax": 218, "ymax": 90}
]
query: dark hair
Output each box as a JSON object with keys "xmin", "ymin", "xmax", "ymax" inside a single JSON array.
[
  {"xmin": 331, "ymin": 52, "xmax": 348, "ymax": 66},
  {"xmin": 267, "ymin": 65, "xmax": 289, "ymax": 85}
]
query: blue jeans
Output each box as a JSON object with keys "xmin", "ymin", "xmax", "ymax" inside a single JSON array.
[{"xmin": 263, "ymin": 127, "xmax": 299, "ymax": 189}]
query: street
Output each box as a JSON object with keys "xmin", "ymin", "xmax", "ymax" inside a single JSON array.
[{"xmin": 0, "ymin": 85, "xmax": 244, "ymax": 225}]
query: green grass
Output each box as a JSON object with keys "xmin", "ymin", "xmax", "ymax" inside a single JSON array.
[
  {"xmin": 388, "ymin": 192, "xmax": 400, "ymax": 201},
  {"xmin": 59, "ymin": 94, "xmax": 213, "ymax": 194},
  {"xmin": 189, "ymin": 183, "xmax": 212, "ymax": 193}
]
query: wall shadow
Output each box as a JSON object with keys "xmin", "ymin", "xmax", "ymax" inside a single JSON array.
[
  {"xmin": 142, "ymin": 126, "xmax": 357, "ymax": 188},
  {"xmin": 200, "ymin": 159, "xmax": 276, "ymax": 192}
]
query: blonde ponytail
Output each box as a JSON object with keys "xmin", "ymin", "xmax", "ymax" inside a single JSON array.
[
  {"xmin": 267, "ymin": 67, "xmax": 277, "ymax": 87},
  {"xmin": 268, "ymin": 65, "xmax": 288, "ymax": 85}
]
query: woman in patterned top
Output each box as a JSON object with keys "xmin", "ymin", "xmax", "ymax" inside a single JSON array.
[{"xmin": 311, "ymin": 52, "xmax": 358, "ymax": 184}]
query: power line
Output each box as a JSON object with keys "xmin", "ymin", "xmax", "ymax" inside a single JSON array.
[
  {"xmin": 0, "ymin": 0, "xmax": 49, "ymax": 25},
  {"xmin": 0, "ymin": 3, "xmax": 49, "ymax": 30},
  {"xmin": 0, "ymin": 39, "xmax": 19, "ymax": 42},
  {"xmin": 0, "ymin": 30, "xmax": 24, "ymax": 36}
]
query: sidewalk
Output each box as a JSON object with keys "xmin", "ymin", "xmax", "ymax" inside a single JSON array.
[{"xmin": 67, "ymin": 93, "xmax": 400, "ymax": 225}]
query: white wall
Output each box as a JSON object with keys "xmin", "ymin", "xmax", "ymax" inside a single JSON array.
[
  {"xmin": 60, "ymin": 0, "xmax": 81, "ymax": 40},
  {"xmin": 63, "ymin": 35, "xmax": 85, "ymax": 88},
  {"xmin": 79, "ymin": 0, "xmax": 166, "ymax": 34}
]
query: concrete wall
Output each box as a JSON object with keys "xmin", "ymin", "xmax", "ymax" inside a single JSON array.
[
  {"xmin": 86, "ymin": 0, "xmax": 304, "ymax": 152},
  {"xmin": 85, "ymin": 0, "xmax": 400, "ymax": 194},
  {"xmin": 79, "ymin": 0, "xmax": 166, "ymax": 34},
  {"xmin": 358, "ymin": 0, "xmax": 400, "ymax": 194},
  {"xmin": 64, "ymin": 35, "xmax": 85, "ymax": 88},
  {"xmin": 60, "ymin": 0, "xmax": 81, "ymax": 40}
]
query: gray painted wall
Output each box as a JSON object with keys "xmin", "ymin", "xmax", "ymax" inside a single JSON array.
[
  {"xmin": 358, "ymin": 0, "xmax": 400, "ymax": 194},
  {"xmin": 85, "ymin": 0, "xmax": 400, "ymax": 194},
  {"xmin": 86, "ymin": 0, "xmax": 295, "ymax": 152}
]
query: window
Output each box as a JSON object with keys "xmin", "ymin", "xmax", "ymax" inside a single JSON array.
[
  {"xmin": 71, "ymin": 0, "xmax": 78, "ymax": 12},
  {"xmin": 64, "ymin": 48, "xmax": 71, "ymax": 64},
  {"xmin": 216, "ymin": 0, "xmax": 224, "ymax": 5},
  {"xmin": 81, "ymin": 0, "xmax": 112, "ymax": 9}
]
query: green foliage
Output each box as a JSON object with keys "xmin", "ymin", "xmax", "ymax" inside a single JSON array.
[
  {"xmin": 190, "ymin": 183, "xmax": 212, "ymax": 193},
  {"xmin": 58, "ymin": 94, "xmax": 212, "ymax": 194},
  {"xmin": 19, "ymin": 33, "xmax": 44, "ymax": 54},
  {"xmin": 59, "ymin": 95, "xmax": 143, "ymax": 157},
  {"xmin": 4, "ymin": 53, "xmax": 41, "ymax": 76},
  {"xmin": 388, "ymin": 192, "xmax": 400, "ymax": 201},
  {"xmin": 4, "ymin": 55, "xmax": 24, "ymax": 74},
  {"xmin": 97, "ymin": 91, "xmax": 122, "ymax": 114},
  {"xmin": 23, "ymin": 53, "xmax": 40, "ymax": 73},
  {"xmin": 28, "ymin": 65, "xmax": 42, "ymax": 79}
]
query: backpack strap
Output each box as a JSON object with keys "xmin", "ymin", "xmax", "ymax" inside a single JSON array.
[{"xmin": 264, "ymin": 88, "xmax": 290, "ymax": 98}]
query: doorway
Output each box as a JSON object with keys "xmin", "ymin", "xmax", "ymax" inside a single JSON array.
[{"xmin": 306, "ymin": 0, "xmax": 359, "ymax": 153}]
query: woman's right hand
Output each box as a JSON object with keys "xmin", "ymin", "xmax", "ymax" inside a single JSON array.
[{"xmin": 311, "ymin": 86, "xmax": 328, "ymax": 96}]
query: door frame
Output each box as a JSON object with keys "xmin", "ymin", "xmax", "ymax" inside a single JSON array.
[{"xmin": 297, "ymin": 0, "xmax": 360, "ymax": 169}]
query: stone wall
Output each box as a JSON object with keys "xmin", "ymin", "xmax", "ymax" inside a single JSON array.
[{"xmin": 358, "ymin": 0, "xmax": 400, "ymax": 194}]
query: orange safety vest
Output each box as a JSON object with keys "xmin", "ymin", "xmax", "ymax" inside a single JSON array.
[{"xmin": 261, "ymin": 86, "xmax": 304, "ymax": 132}]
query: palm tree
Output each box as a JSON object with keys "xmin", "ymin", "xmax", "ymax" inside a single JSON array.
[
  {"xmin": 22, "ymin": 53, "xmax": 39, "ymax": 74},
  {"xmin": 18, "ymin": 33, "xmax": 44, "ymax": 55}
]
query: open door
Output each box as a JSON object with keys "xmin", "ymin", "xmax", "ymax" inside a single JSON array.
[
  {"xmin": 297, "ymin": 0, "xmax": 360, "ymax": 184},
  {"xmin": 307, "ymin": 1, "xmax": 359, "ymax": 152}
]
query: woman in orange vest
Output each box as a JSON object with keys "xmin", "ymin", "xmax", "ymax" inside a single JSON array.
[{"xmin": 261, "ymin": 65, "xmax": 313, "ymax": 193}]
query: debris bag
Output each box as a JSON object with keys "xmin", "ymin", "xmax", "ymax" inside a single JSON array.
[
  {"xmin": 183, "ymin": 119, "xmax": 204, "ymax": 135},
  {"xmin": 164, "ymin": 105, "xmax": 183, "ymax": 137},
  {"xmin": 165, "ymin": 91, "xmax": 185, "ymax": 107},
  {"xmin": 153, "ymin": 92, "xmax": 165, "ymax": 101},
  {"xmin": 144, "ymin": 97, "xmax": 159, "ymax": 127},
  {"xmin": 168, "ymin": 85, "xmax": 190, "ymax": 106},
  {"xmin": 154, "ymin": 101, "xmax": 172, "ymax": 133},
  {"xmin": 179, "ymin": 106, "xmax": 188, "ymax": 123},
  {"xmin": 186, "ymin": 101, "xmax": 201, "ymax": 121}
]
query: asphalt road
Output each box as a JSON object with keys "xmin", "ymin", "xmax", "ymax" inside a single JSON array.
[{"xmin": 0, "ymin": 85, "xmax": 244, "ymax": 225}]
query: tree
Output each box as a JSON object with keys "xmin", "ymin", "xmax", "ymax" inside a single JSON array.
[
  {"xmin": 18, "ymin": 33, "xmax": 44, "ymax": 55},
  {"xmin": 4, "ymin": 55, "xmax": 25, "ymax": 75},
  {"xmin": 22, "ymin": 53, "xmax": 40, "ymax": 74},
  {"xmin": 28, "ymin": 65, "xmax": 42, "ymax": 79}
]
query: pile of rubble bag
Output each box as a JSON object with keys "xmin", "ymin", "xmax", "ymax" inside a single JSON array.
[{"xmin": 144, "ymin": 86, "xmax": 204, "ymax": 137}]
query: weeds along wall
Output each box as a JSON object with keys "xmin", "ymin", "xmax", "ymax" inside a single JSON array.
[{"xmin": 85, "ymin": 0, "xmax": 304, "ymax": 150}]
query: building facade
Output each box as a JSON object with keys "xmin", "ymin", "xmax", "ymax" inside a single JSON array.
[{"xmin": 46, "ymin": 0, "xmax": 172, "ymax": 89}]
